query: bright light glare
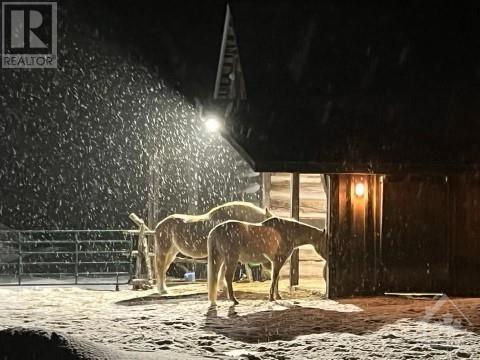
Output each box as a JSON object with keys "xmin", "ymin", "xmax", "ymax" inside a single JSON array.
[
  {"xmin": 354, "ymin": 182, "xmax": 365, "ymax": 197},
  {"xmin": 205, "ymin": 117, "xmax": 221, "ymax": 132}
]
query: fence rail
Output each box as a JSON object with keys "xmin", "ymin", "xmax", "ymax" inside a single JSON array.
[{"xmin": 0, "ymin": 230, "xmax": 134, "ymax": 290}]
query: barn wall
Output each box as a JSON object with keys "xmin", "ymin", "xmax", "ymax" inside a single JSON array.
[
  {"xmin": 449, "ymin": 174, "xmax": 480, "ymax": 295},
  {"xmin": 328, "ymin": 173, "xmax": 480, "ymax": 298},
  {"xmin": 381, "ymin": 174, "xmax": 480, "ymax": 295},
  {"xmin": 327, "ymin": 174, "xmax": 382, "ymax": 297},
  {"xmin": 381, "ymin": 175, "xmax": 449, "ymax": 293}
]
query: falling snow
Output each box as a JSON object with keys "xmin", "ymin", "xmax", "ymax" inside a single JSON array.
[{"xmin": 0, "ymin": 6, "xmax": 259, "ymax": 230}]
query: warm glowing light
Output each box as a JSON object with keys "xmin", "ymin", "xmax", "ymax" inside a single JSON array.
[
  {"xmin": 354, "ymin": 182, "xmax": 365, "ymax": 197},
  {"xmin": 205, "ymin": 117, "xmax": 221, "ymax": 132}
]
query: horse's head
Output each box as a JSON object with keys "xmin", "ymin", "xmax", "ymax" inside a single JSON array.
[
  {"xmin": 311, "ymin": 228, "xmax": 327, "ymax": 260},
  {"xmin": 262, "ymin": 217, "xmax": 326, "ymax": 257},
  {"xmin": 292, "ymin": 221, "xmax": 326, "ymax": 258}
]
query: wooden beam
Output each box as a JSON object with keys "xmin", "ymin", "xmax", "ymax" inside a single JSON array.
[
  {"xmin": 326, "ymin": 174, "xmax": 339, "ymax": 298},
  {"xmin": 135, "ymin": 223, "xmax": 145, "ymax": 280},
  {"xmin": 290, "ymin": 172, "xmax": 300, "ymax": 287},
  {"xmin": 148, "ymin": 169, "xmax": 155, "ymax": 230},
  {"xmin": 129, "ymin": 213, "xmax": 154, "ymax": 287},
  {"xmin": 291, "ymin": 173, "xmax": 300, "ymax": 220},
  {"xmin": 320, "ymin": 174, "xmax": 328, "ymax": 195},
  {"xmin": 262, "ymin": 172, "xmax": 271, "ymax": 209}
]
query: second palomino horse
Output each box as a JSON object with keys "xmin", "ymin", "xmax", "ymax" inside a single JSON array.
[
  {"xmin": 154, "ymin": 201, "xmax": 272, "ymax": 293},
  {"xmin": 208, "ymin": 217, "xmax": 326, "ymax": 305}
]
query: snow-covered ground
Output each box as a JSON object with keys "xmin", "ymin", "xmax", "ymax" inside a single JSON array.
[{"xmin": 0, "ymin": 280, "xmax": 479, "ymax": 359}]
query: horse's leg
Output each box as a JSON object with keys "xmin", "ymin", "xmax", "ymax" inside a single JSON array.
[
  {"xmin": 269, "ymin": 257, "xmax": 285, "ymax": 301},
  {"xmin": 224, "ymin": 259, "xmax": 239, "ymax": 305},
  {"xmin": 275, "ymin": 279, "xmax": 281, "ymax": 300},
  {"xmin": 245, "ymin": 264, "xmax": 254, "ymax": 282},
  {"xmin": 155, "ymin": 251, "xmax": 169, "ymax": 294},
  {"xmin": 274, "ymin": 258, "xmax": 287, "ymax": 300},
  {"xmin": 208, "ymin": 259, "xmax": 219, "ymax": 306},
  {"xmin": 208, "ymin": 241, "xmax": 222, "ymax": 306},
  {"xmin": 155, "ymin": 222, "xmax": 174, "ymax": 294},
  {"xmin": 155, "ymin": 246, "xmax": 177, "ymax": 294},
  {"xmin": 217, "ymin": 262, "xmax": 227, "ymax": 291},
  {"xmin": 164, "ymin": 248, "xmax": 178, "ymax": 288}
]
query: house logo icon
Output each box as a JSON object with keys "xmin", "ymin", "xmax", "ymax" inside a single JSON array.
[{"xmin": 422, "ymin": 294, "xmax": 472, "ymax": 327}]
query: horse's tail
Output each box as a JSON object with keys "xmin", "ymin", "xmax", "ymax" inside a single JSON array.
[{"xmin": 208, "ymin": 225, "xmax": 222, "ymax": 306}]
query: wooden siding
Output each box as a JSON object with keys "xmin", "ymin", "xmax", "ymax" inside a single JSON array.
[
  {"xmin": 381, "ymin": 175, "xmax": 449, "ymax": 293},
  {"xmin": 449, "ymin": 174, "xmax": 480, "ymax": 295},
  {"xmin": 328, "ymin": 173, "xmax": 480, "ymax": 297},
  {"xmin": 327, "ymin": 174, "xmax": 383, "ymax": 297},
  {"xmin": 381, "ymin": 174, "xmax": 480, "ymax": 296}
]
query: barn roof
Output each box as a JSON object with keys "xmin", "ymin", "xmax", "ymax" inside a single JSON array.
[{"xmin": 213, "ymin": 1, "xmax": 480, "ymax": 173}]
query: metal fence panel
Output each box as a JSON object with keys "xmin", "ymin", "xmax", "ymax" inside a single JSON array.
[{"xmin": 0, "ymin": 230, "xmax": 134, "ymax": 290}]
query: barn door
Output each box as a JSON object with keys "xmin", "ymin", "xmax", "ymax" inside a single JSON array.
[{"xmin": 381, "ymin": 175, "xmax": 449, "ymax": 293}]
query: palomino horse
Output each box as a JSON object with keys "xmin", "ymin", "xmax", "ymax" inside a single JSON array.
[
  {"xmin": 208, "ymin": 217, "xmax": 326, "ymax": 305},
  {"xmin": 154, "ymin": 201, "xmax": 272, "ymax": 294}
]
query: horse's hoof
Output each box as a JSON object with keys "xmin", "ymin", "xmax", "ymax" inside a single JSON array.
[
  {"xmin": 232, "ymin": 299, "xmax": 239, "ymax": 305},
  {"xmin": 158, "ymin": 288, "xmax": 169, "ymax": 295},
  {"xmin": 269, "ymin": 297, "xmax": 275, "ymax": 302}
]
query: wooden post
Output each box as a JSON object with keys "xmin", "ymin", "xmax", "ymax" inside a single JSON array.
[
  {"xmin": 320, "ymin": 174, "xmax": 328, "ymax": 195},
  {"xmin": 147, "ymin": 120, "xmax": 154, "ymax": 228},
  {"xmin": 74, "ymin": 233, "xmax": 79, "ymax": 285},
  {"xmin": 135, "ymin": 223, "xmax": 144, "ymax": 280},
  {"xmin": 147, "ymin": 201, "xmax": 154, "ymax": 231},
  {"xmin": 325, "ymin": 174, "xmax": 331, "ymax": 298},
  {"xmin": 141, "ymin": 226, "xmax": 153, "ymax": 282},
  {"xmin": 129, "ymin": 213, "xmax": 155, "ymax": 288},
  {"xmin": 290, "ymin": 172, "xmax": 300, "ymax": 287},
  {"xmin": 326, "ymin": 174, "xmax": 339, "ymax": 298},
  {"xmin": 262, "ymin": 172, "xmax": 271, "ymax": 209},
  {"xmin": 147, "ymin": 161, "xmax": 157, "ymax": 281}
]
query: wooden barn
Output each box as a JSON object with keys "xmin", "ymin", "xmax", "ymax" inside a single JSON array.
[{"xmin": 208, "ymin": 2, "xmax": 480, "ymax": 297}]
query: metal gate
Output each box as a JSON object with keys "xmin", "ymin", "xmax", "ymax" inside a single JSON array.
[{"xmin": 0, "ymin": 230, "xmax": 134, "ymax": 290}]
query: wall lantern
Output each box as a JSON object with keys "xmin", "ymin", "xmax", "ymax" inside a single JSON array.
[{"xmin": 354, "ymin": 182, "xmax": 365, "ymax": 197}]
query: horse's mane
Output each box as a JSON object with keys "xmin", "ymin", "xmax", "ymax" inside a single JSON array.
[
  {"xmin": 261, "ymin": 216, "xmax": 294, "ymax": 225},
  {"xmin": 168, "ymin": 202, "xmax": 264, "ymax": 224},
  {"xmin": 206, "ymin": 201, "xmax": 264, "ymax": 215},
  {"xmin": 261, "ymin": 216, "xmax": 324, "ymax": 232},
  {"xmin": 177, "ymin": 213, "xmax": 208, "ymax": 223}
]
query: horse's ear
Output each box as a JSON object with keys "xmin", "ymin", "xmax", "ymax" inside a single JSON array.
[{"xmin": 265, "ymin": 207, "xmax": 273, "ymax": 218}]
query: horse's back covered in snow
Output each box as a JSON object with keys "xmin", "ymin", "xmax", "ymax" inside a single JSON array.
[{"xmin": 154, "ymin": 201, "xmax": 271, "ymax": 293}]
